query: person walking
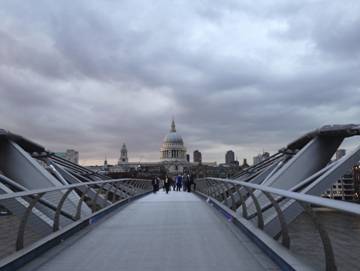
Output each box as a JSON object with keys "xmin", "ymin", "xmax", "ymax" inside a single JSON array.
[
  {"xmin": 152, "ymin": 176, "xmax": 158, "ymax": 193},
  {"xmin": 186, "ymin": 174, "xmax": 192, "ymax": 192},
  {"xmin": 164, "ymin": 175, "xmax": 170, "ymax": 194},
  {"xmin": 183, "ymin": 175, "xmax": 188, "ymax": 191},
  {"xmin": 191, "ymin": 174, "xmax": 196, "ymax": 191},
  {"xmin": 176, "ymin": 174, "xmax": 182, "ymax": 191},
  {"xmin": 155, "ymin": 176, "xmax": 160, "ymax": 192},
  {"xmin": 170, "ymin": 176, "xmax": 176, "ymax": 191},
  {"xmin": 182, "ymin": 174, "xmax": 187, "ymax": 191}
]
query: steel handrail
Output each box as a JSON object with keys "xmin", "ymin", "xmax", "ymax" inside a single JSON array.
[
  {"xmin": 0, "ymin": 178, "xmax": 151, "ymax": 201},
  {"xmin": 197, "ymin": 177, "xmax": 360, "ymax": 216}
]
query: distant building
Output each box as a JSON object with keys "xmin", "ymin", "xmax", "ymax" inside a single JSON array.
[
  {"xmin": 323, "ymin": 162, "xmax": 360, "ymax": 202},
  {"xmin": 336, "ymin": 149, "xmax": 346, "ymax": 160},
  {"xmin": 353, "ymin": 165, "xmax": 360, "ymax": 201},
  {"xmin": 55, "ymin": 149, "xmax": 79, "ymax": 164},
  {"xmin": 225, "ymin": 150, "xmax": 235, "ymax": 164},
  {"xmin": 103, "ymin": 157, "xmax": 109, "ymax": 171},
  {"xmin": 86, "ymin": 118, "xmax": 243, "ymax": 178},
  {"xmin": 253, "ymin": 152, "xmax": 270, "ymax": 165},
  {"xmin": 65, "ymin": 149, "xmax": 79, "ymax": 164},
  {"xmin": 325, "ymin": 171, "xmax": 355, "ymax": 201},
  {"xmin": 193, "ymin": 150, "xmax": 202, "ymax": 163},
  {"xmin": 160, "ymin": 119, "xmax": 188, "ymax": 174},
  {"xmin": 232, "ymin": 160, "xmax": 240, "ymax": 166},
  {"xmin": 253, "ymin": 155, "xmax": 260, "ymax": 165},
  {"xmin": 242, "ymin": 159, "xmax": 249, "ymax": 168},
  {"xmin": 118, "ymin": 143, "xmax": 129, "ymax": 164},
  {"xmin": 322, "ymin": 149, "xmax": 360, "ymax": 202}
]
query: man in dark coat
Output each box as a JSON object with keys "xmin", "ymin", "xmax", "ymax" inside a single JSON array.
[
  {"xmin": 186, "ymin": 174, "xmax": 191, "ymax": 192},
  {"xmin": 164, "ymin": 175, "xmax": 171, "ymax": 194}
]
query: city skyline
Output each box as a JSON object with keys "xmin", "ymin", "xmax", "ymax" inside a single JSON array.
[
  {"xmin": 0, "ymin": 1, "xmax": 360, "ymax": 165},
  {"xmin": 77, "ymin": 121, "xmax": 253, "ymax": 166}
]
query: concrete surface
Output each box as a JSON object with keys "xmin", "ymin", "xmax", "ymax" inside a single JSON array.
[{"xmin": 20, "ymin": 190, "xmax": 280, "ymax": 271}]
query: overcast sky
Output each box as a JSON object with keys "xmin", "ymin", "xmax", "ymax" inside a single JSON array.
[{"xmin": 0, "ymin": 1, "xmax": 360, "ymax": 165}]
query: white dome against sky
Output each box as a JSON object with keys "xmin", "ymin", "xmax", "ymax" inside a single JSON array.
[{"xmin": 160, "ymin": 119, "xmax": 187, "ymax": 161}]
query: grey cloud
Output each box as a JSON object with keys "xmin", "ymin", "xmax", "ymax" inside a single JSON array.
[
  {"xmin": 314, "ymin": 18, "xmax": 360, "ymax": 58},
  {"xmin": 0, "ymin": 0, "xmax": 360, "ymax": 164},
  {"xmin": 271, "ymin": 1, "xmax": 360, "ymax": 59}
]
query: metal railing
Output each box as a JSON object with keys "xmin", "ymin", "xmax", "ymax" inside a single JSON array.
[
  {"xmin": 195, "ymin": 177, "xmax": 360, "ymax": 271},
  {"xmin": 0, "ymin": 178, "xmax": 152, "ymax": 261}
]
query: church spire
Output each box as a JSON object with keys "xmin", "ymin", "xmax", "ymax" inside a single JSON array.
[{"xmin": 170, "ymin": 118, "xmax": 176, "ymax": 132}]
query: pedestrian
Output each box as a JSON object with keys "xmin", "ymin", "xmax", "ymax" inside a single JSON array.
[
  {"xmin": 186, "ymin": 174, "xmax": 191, "ymax": 192},
  {"xmin": 190, "ymin": 174, "xmax": 196, "ymax": 191},
  {"xmin": 170, "ymin": 176, "xmax": 176, "ymax": 191},
  {"xmin": 152, "ymin": 176, "xmax": 158, "ymax": 193},
  {"xmin": 182, "ymin": 174, "xmax": 187, "ymax": 190},
  {"xmin": 155, "ymin": 176, "xmax": 160, "ymax": 192},
  {"xmin": 176, "ymin": 174, "xmax": 182, "ymax": 191},
  {"xmin": 162, "ymin": 177, "xmax": 166, "ymax": 191},
  {"xmin": 183, "ymin": 175, "xmax": 188, "ymax": 191},
  {"xmin": 164, "ymin": 175, "xmax": 170, "ymax": 194}
]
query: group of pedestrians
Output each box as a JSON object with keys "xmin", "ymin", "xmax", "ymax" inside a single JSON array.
[{"xmin": 152, "ymin": 174, "xmax": 196, "ymax": 194}]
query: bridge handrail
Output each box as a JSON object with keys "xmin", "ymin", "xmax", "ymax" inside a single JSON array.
[
  {"xmin": 0, "ymin": 178, "xmax": 151, "ymax": 200},
  {"xmin": 197, "ymin": 177, "xmax": 360, "ymax": 216},
  {"xmin": 0, "ymin": 177, "xmax": 152, "ymax": 266},
  {"xmin": 196, "ymin": 176, "xmax": 360, "ymax": 271}
]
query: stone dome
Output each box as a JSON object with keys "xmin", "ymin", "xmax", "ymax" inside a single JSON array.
[
  {"xmin": 160, "ymin": 119, "xmax": 187, "ymax": 161},
  {"xmin": 164, "ymin": 131, "xmax": 184, "ymax": 144}
]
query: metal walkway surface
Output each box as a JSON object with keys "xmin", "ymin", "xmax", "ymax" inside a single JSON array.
[{"xmin": 20, "ymin": 191, "xmax": 280, "ymax": 271}]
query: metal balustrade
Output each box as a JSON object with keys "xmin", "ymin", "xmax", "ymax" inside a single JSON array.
[
  {"xmin": 195, "ymin": 177, "xmax": 360, "ymax": 271},
  {"xmin": 0, "ymin": 178, "xmax": 152, "ymax": 261}
]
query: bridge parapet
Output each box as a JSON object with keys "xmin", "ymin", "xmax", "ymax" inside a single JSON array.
[
  {"xmin": 0, "ymin": 178, "xmax": 152, "ymax": 270},
  {"xmin": 196, "ymin": 177, "xmax": 360, "ymax": 271}
]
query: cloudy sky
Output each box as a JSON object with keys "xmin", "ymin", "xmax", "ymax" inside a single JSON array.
[{"xmin": 0, "ymin": 1, "xmax": 360, "ymax": 165}]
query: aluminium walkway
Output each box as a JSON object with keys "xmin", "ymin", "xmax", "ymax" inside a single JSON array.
[{"xmin": 20, "ymin": 191, "xmax": 280, "ymax": 271}]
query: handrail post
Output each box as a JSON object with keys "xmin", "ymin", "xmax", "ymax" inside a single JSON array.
[
  {"xmin": 92, "ymin": 183, "xmax": 106, "ymax": 213},
  {"xmin": 16, "ymin": 193, "xmax": 45, "ymax": 251},
  {"xmin": 244, "ymin": 187, "xmax": 264, "ymax": 229},
  {"xmin": 235, "ymin": 185, "xmax": 248, "ymax": 219},
  {"xmin": 53, "ymin": 188, "xmax": 74, "ymax": 232},
  {"xmin": 75, "ymin": 186, "xmax": 90, "ymax": 220},
  {"xmin": 262, "ymin": 191, "xmax": 290, "ymax": 248},
  {"xmin": 301, "ymin": 203, "xmax": 337, "ymax": 271}
]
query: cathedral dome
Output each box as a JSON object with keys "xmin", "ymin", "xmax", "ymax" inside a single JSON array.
[
  {"xmin": 164, "ymin": 131, "xmax": 184, "ymax": 144},
  {"xmin": 160, "ymin": 119, "xmax": 187, "ymax": 161},
  {"xmin": 163, "ymin": 119, "xmax": 184, "ymax": 145}
]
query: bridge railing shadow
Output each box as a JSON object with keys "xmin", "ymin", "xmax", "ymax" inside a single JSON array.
[{"xmin": 195, "ymin": 177, "xmax": 360, "ymax": 271}]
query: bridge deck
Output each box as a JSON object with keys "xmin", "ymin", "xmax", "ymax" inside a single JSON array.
[{"xmin": 21, "ymin": 191, "xmax": 279, "ymax": 271}]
